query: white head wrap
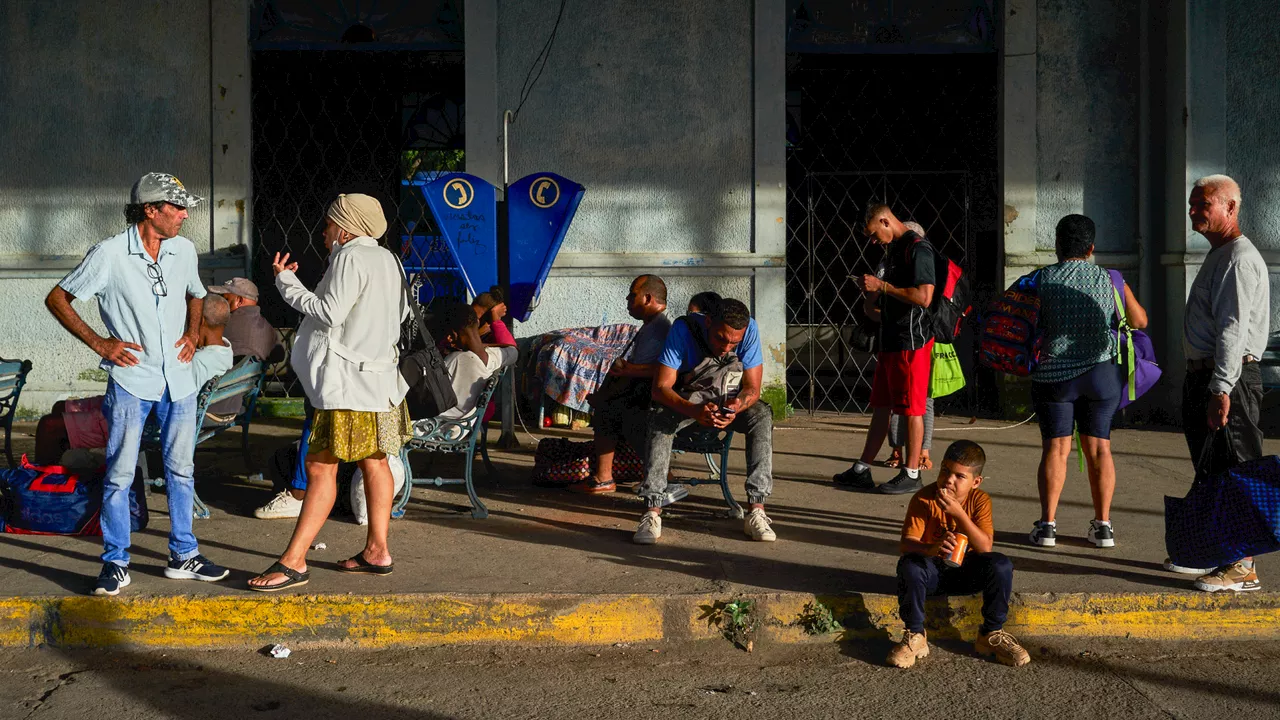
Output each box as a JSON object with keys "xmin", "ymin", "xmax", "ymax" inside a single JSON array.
[{"xmin": 326, "ymin": 193, "xmax": 387, "ymax": 239}]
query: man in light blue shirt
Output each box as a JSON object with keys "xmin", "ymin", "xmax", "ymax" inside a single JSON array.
[{"xmin": 46, "ymin": 172, "xmax": 230, "ymax": 595}]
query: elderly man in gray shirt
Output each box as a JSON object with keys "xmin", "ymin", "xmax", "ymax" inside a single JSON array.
[{"xmin": 1175, "ymin": 174, "xmax": 1271, "ymax": 593}]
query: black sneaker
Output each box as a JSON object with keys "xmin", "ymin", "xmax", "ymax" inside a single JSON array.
[
  {"xmin": 876, "ymin": 468, "xmax": 922, "ymax": 495},
  {"xmin": 833, "ymin": 464, "xmax": 875, "ymax": 491},
  {"xmin": 92, "ymin": 563, "xmax": 131, "ymax": 596},
  {"xmin": 165, "ymin": 554, "xmax": 230, "ymax": 582}
]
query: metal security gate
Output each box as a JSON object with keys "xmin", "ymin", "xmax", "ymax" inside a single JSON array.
[
  {"xmin": 788, "ymin": 171, "xmax": 970, "ymax": 414},
  {"xmin": 785, "ymin": 53, "xmax": 998, "ymax": 415},
  {"xmin": 250, "ymin": 49, "xmax": 465, "ymax": 396}
]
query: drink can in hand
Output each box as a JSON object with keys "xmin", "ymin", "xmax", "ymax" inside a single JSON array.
[{"xmin": 944, "ymin": 533, "xmax": 969, "ymax": 568}]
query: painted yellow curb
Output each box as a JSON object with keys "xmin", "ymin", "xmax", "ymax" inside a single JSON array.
[{"xmin": 2, "ymin": 591, "xmax": 1279, "ymax": 649}]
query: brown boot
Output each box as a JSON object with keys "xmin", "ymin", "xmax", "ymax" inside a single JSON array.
[
  {"xmin": 975, "ymin": 629, "xmax": 1031, "ymax": 667},
  {"xmin": 886, "ymin": 630, "xmax": 929, "ymax": 668}
]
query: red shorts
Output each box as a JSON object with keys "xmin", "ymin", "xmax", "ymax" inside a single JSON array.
[{"xmin": 871, "ymin": 340, "xmax": 933, "ymax": 416}]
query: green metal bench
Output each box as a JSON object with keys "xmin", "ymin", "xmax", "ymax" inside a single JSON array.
[
  {"xmin": 0, "ymin": 357, "xmax": 33, "ymax": 468},
  {"xmin": 672, "ymin": 426, "xmax": 743, "ymax": 518},
  {"xmin": 395, "ymin": 368, "xmax": 506, "ymax": 520},
  {"xmin": 142, "ymin": 356, "xmax": 267, "ymax": 518}
]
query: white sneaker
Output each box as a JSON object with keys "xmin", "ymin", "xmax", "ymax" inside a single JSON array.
[
  {"xmin": 744, "ymin": 508, "xmax": 776, "ymax": 542},
  {"xmin": 1087, "ymin": 520, "xmax": 1115, "ymax": 548},
  {"xmin": 1029, "ymin": 520, "xmax": 1056, "ymax": 547},
  {"xmin": 633, "ymin": 512, "xmax": 662, "ymax": 545},
  {"xmin": 1163, "ymin": 558, "xmax": 1216, "ymax": 575},
  {"xmin": 254, "ymin": 491, "xmax": 303, "ymax": 519}
]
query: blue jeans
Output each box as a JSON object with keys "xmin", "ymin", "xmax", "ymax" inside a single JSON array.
[
  {"xmin": 290, "ymin": 410, "xmax": 313, "ymax": 491},
  {"xmin": 102, "ymin": 380, "xmax": 199, "ymax": 567}
]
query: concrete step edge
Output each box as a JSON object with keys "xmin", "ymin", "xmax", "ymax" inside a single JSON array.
[{"xmin": 3, "ymin": 590, "xmax": 1277, "ymax": 649}]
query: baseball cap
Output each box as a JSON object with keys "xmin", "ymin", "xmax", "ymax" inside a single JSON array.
[
  {"xmin": 207, "ymin": 277, "xmax": 259, "ymax": 302},
  {"xmin": 131, "ymin": 173, "xmax": 204, "ymax": 208}
]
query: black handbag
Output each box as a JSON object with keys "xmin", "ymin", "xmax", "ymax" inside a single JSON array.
[{"xmin": 397, "ymin": 276, "xmax": 458, "ymax": 420}]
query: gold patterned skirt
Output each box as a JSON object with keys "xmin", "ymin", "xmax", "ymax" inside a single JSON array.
[{"xmin": 307, "ymin": 402, "xmax": 413, "ymax": 462}]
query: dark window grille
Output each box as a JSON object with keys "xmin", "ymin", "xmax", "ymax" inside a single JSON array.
[
  {"xmin": 785, "ymin": 53, "xmax": 999, "ymax": 415},
  {"xmin": 250, "ymin": 49, "xmax": 465, "ymax": 396}
]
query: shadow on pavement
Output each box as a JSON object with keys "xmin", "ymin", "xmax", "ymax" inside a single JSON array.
[
  {"xmin": 45, "ymin": 645, "xmax": 453, "ymax": 720},
  {"xmin": 1036, "ymin": 650, "xmax": 1280, "ymax": 708}
]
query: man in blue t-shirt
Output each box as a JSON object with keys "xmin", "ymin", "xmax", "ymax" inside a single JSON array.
[{"xmin": 632, "ymin": 298, "xmax": 777, "ymax": 545}]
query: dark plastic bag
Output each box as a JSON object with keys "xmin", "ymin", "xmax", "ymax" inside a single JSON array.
[{"xmin": 1165, "ymin": 434, "xmax": 1280, "ymax": 569}]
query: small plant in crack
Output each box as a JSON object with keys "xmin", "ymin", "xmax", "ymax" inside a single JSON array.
[
  {"xmin": 795, "ymin": 600, "xmax": 843, "ymax": 636},
  {"xmin": 700, "ymin": 598, "xmax": 761, "ymax": 652}
]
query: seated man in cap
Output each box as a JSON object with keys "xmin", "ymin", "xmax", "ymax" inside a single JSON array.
[
  {"xmin": 208, "ymin": 277, "xmax": 285, "ymax": 367},
  {"xmin": 205, "ymin": 277, "xmax": 284, "ymax": 423}
]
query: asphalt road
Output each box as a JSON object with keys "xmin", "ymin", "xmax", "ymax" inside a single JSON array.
[{"xmin": 4, "ymin": 637, "xmax": 1279, "ymax": 720}]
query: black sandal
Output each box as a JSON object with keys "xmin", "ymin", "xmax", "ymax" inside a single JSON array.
[
  {"xmin": 248, "ymin": 562, "xmax": 310, "ymax": 592},
  {"xmin": 337, "ymin": 553, "xmax": 394, "ymax": 575}
]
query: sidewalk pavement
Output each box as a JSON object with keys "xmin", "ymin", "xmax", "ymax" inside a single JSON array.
[{"xmin": 2, "ymin": 412, "xmax": 1278, "ymax": 648}]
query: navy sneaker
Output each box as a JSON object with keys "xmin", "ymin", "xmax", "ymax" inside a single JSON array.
[
  {"xmin": 834, "ymin": 464, "xmax": 875, "ymax": 491},
  {"xmin": 876, "ymin": 468, "xmax": 922, "ymax": 495},
  {"xmin": 165, "ymin": 554, "xmax": 230, "ymax": 582},
  {"xmin": 92, "ymin": 563, "xmax": 131, "ymax": 596}
]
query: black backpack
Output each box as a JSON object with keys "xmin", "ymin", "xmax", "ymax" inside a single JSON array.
[
  {"xmin": 397, "ymin": 276, "xmax": 458, "ymax": 420},
  {"xmin": 908, "ymin": 236, "xmax": 972, "ymax": 343}
]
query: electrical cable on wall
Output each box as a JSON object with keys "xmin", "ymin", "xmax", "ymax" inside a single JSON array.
[{"xmin": 509, "ymin": 0, "xmax": 569, "ymax": 124}]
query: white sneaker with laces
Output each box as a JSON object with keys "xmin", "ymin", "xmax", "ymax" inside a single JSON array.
[
  {"xmin": 1087, "ymin": 520, "xmax": 1115, "ymax": 548},
  {"xmin": 254, "ymin": 491, "xmax": 303, "ymax": 519},
  {"xmin": 633, "ymin": 512, "xmax": 662, "ymax": 545},
  {"xmin": 1163, "ymin": 558, "xmax": 1215, "ymax": 575},
  {"xmin": 1029, "ymin": 520, "xmax": 1056, "ymax": 547},
  {"xmin": 744, "ymin": 508, "xmax": 776, "ymax": 542}
]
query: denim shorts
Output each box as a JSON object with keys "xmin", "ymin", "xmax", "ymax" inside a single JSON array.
[{"xmin": 1031, "ymin": 361, "xmax": 1123, "ymax": 439}]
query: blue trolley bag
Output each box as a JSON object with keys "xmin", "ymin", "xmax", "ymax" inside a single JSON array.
[{"xmin": 0, "ymin": 455, "xmax": 148, "ymax": 536}]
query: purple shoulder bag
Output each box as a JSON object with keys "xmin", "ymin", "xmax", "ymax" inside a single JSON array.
[{"xmin": 1107, "ymin": 269, "xmax": 1162, "ymax": 408}]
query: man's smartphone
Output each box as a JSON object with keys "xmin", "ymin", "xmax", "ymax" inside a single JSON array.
[{"xmin": 716, "ymin": 407, "xmax": 736, "ymax": 417}]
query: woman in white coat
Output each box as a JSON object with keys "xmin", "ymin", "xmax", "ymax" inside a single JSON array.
[{"xmin": 250, "ymin": 193, "xmax": 410, "ymax": 591}]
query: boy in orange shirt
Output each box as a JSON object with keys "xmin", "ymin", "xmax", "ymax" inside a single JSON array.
[{"xmin": 888, "ymin": 440, "xmax": 1031, "ymax": 668}]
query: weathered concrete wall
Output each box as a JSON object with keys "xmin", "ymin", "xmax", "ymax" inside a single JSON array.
[
  {"xmin": 0, "ymin": 1, "xmax": 213, "ymax": 409},
  {"xmin": 1224, "ymin": 0, "xmax": 1280, "ymax": 336},
  {"xmin": 494, "ymin": 0, "xmax": 786, "ymax": 379},
  {"xmin": 496, "ymin": 1, "xmax": 753, "ymax": 256},
  {"xmin": 1035, "ymin": 0, "xmax": 1141, "ymax": 254}
]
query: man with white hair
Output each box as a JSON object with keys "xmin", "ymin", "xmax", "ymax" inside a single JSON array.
[{"xmin": 1172, "ymin": 174, "xmax": 1271, "ymax": 592}]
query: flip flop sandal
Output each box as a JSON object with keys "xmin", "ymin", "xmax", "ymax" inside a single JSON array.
[
  {"xmin": 248, "ymin": 562, "xmax": 309, "ymax": 593},
  {"xmin": 882, "ymin": 451, "xmax": 903, "ymax": 469},
  {"xmin": 337, "ymin": 553, "xmax": 394, "ymax": 575},
  {"xmin": 568, "ymin": 477, "xmax": 616, "ymax": 494}
]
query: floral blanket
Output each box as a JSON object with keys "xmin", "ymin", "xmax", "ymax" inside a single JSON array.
[{"xmin": 521, "ymin": 323, "xmax": 639, "ymax": 413}]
